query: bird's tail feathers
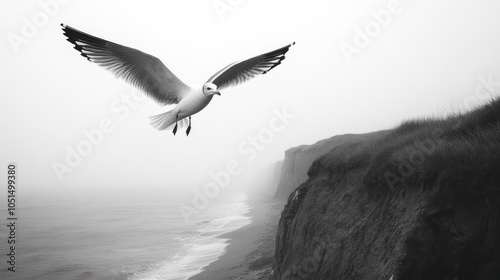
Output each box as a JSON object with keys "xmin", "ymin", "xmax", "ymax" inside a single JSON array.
[{"xmin": 149, "ymin": 111, "xmax": 188, "ymax": 131}]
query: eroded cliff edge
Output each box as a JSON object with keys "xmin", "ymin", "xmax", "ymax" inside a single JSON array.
[
  {"xmin": 273, "ymin": 99, "xmax": 500, "ymax": 280},
  {"xmin": 274, "ymin": 133, "xmax": 385, "ymax": 200}
]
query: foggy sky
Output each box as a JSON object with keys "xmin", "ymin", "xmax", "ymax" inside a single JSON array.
[{"xmin": 2, "ymin": 0, "xmax": 500, "ymax": 199}]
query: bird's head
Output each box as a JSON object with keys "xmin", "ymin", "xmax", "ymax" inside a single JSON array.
[{"xmin": 203, "ymin": 83, "xmax": 220, "ymax": 96}]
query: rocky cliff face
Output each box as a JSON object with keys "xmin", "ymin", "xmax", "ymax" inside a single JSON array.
[
  {"xmin": 274, "ymin": 133, "xmax": 384, "ymax": 200},
  {"xmin": 273, "ymin": 100, "xmax": 500, "ymax": 280}
]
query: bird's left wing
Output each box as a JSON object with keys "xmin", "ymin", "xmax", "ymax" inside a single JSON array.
[
  {"xmin": 61, "ymin": 24, "xmax": 189, "ymax": 105},
  {"xmin": 206, "ymin": 42, "xmax": 294, "ymax": 91}
]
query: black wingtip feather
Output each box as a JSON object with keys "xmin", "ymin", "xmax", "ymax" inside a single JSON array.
[
  {"xmin": 209, "ymin": 41, "xmax": 294, "ymax": 89},
  {"xmin": 61, "ymin": 25, "xmax": 106, "ymax": 62}
]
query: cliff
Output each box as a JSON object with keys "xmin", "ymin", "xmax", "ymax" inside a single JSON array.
[
  {"xmin": 274, "ymin": 133, "xmax": 385, "ymax": 200},
  {"xmin": 273, "ymin": 99, "xmax": 500, "ymax": 279}
]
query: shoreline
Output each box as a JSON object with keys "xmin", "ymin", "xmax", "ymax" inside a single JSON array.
[{"xmin": 189, "ymin": 195, "xmax": 285, "ymax": 280}]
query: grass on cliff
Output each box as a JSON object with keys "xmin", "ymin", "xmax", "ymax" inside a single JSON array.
[{"xmin": 312, "ymin": 98, "xmax": 500, "ymax": 194}]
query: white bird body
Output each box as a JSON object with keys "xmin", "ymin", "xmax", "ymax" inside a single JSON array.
[
  {"xmin": 150, "ymin": 86, "xmax": 213, "ymax": 130},
  {"xmin": 61, "ymin": 23, "xmax": 293, "ymax": 135},
  {"xmin": 176, "ymin": 86, "xmax": 213, "ymax": 118}
]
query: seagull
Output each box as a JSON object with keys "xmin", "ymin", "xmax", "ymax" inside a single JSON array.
[{"xmin": 61, "ymin": 24, "xmax": 294, "ymax": 136}]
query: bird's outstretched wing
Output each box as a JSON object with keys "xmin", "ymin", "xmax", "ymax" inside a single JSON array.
[
  {"xmin": 207, "ymin": 42, "xmax": 294, "ymax": 91},
  {"xmin": 61, "ymin": 24, "xmax": 189, "ymax": 105}
]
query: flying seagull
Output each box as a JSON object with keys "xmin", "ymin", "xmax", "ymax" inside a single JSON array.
[{"xmin": 61, "ymin": 24, "xmax": 294, "ymax": 136}]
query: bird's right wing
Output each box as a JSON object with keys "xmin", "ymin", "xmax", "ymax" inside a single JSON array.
[
  {"xmin": 61, "ymin": 24, "xmax": 189, "ymax": 105},
  {"xmin": 206, "ymin": 42, "xmax": 294, "ymax": 91}
]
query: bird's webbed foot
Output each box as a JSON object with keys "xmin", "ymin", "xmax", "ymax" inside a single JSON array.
[
  {"xmin": 172, "ymin": 124, "xmax": 178, "ymax": 135},
  {"xmin": 172, "ymin": 114, "xmax": 179, "ymax": 135},
  {"xmin": 186, "ymin": 116, "xmax": 192, "ymax": 136}
]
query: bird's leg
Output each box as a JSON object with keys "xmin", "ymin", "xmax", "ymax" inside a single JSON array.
[
  {"xmin": 172, "ymin": 114, "xmax": 179, "ymax": 135},
  {"xmin": 186, "ymin": 116, "xmax": 192, "ymax": 136}
]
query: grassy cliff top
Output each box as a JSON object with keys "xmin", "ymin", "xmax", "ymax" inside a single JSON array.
[{"xmin": 309, "ymin": 98, "xmax": 500, "ymax": 195}]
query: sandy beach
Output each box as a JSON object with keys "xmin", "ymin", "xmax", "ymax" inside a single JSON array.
[{"xmin": 189, "ymin": 197, "xmax": 284, "ymax": 280}]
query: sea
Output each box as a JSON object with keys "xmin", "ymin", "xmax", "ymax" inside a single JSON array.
[{"xmin": 0, "ymin": 190, "xmax": 251, "ymax": 280}]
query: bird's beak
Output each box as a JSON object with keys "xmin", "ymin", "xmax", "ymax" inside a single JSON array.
[{"xmin": 214, "ymin": 91, "xmax": 221, "ymax": 96}]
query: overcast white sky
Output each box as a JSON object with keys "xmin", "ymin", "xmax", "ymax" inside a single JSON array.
[{"xmin": 2, "ymin": 0, "xmax": 500, "ymax": 199}]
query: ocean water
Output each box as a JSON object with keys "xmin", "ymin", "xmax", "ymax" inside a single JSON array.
[{"xmin": 0, "ymin": 191, "xmax": 251, "ymax": 280}]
